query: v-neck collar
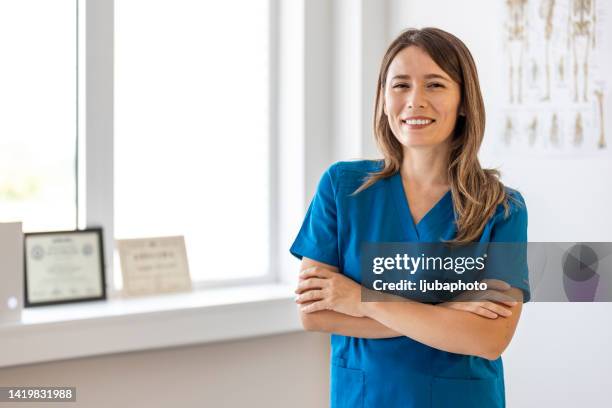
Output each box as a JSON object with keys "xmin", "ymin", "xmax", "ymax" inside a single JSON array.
[{"xmin": 389, "ymin": 172, "xmax": 452, "ymax": 241}]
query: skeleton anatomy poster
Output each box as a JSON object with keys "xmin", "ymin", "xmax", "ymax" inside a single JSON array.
[{"xmin": 500, "ymin": 0, "xmax": 610, "ymax": 154}]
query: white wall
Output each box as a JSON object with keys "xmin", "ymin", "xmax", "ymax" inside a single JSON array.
[
  {"xmin": 0, "ymin": 332, "xmax": 329, "ymax": 408},
  {"xmin": 387, "ymin": 0, "xmax": 612, "ymax": 406}
]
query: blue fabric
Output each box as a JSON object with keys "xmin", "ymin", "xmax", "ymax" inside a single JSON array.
[{"xmin": 290, "ymin": 160, "xmax": 530, "ymax": 408}]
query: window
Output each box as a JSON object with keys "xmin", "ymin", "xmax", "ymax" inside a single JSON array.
[
  {"xmin": 0, "ymin": 0, "xmax": 78, "ymax": 232},
  {"xmin": 114, "ymin": 0, "xmax": 272, "ymax": 284}
]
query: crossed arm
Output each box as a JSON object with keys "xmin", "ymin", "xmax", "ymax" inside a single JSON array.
[{"xmin": 296, "ymin": 257, "xmax": 523, "ymax": 361}]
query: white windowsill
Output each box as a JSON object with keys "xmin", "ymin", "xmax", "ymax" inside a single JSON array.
[{"xmin": 0, "ymin": 283, "xmax": 302, "ymax": 368}]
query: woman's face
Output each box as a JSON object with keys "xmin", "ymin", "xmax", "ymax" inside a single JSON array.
[{"xmin": 384, "ymin": 46, "xmax": 462, "ymax": 149}]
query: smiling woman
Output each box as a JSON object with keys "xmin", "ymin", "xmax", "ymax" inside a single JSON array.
[{"xmin": 290, "ymin": 27, "xmax": 529, "ymax": 408}]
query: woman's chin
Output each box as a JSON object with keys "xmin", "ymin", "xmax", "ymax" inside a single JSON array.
[{"xmin": 398, "ymin": 138, "xmax": 445, "ymax": 149}]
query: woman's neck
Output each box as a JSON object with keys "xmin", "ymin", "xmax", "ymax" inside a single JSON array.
[{"xmin": 400, "ymin": 143, "xmax": 450, "ymax": 189}]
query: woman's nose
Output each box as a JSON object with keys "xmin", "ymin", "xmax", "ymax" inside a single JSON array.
[{"xmin": 407, "ymin": 87, "xmax": 427, "ymax": 109}]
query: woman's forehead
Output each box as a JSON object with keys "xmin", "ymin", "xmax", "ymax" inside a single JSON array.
[{"xmin": 387, "ymin": 46, "xmax": 450, "ymax": 81}]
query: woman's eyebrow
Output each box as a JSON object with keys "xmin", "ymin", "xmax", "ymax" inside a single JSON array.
[
  {"xmin": 424, "ymin": 73, "xmax": 450, "ymax": 81},
  {"xmin": 391, "ymin": 73, "xmax": 450, "ymax": 81}
]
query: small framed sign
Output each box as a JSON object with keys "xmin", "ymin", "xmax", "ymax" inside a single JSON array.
[
  {"xmin": 24, "ymin": 228, "xmax": 106, "ymax": 307},
  {"xmin": 117, "ymin": 236, "xmax": 192, "ymax": 297}
]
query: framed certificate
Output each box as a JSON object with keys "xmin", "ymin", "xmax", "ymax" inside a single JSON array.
[{"xmin": 24, "ymin": 228, "xmax": 106, "ymax": 307}]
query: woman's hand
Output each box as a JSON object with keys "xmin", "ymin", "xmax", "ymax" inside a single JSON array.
[
  {"xmin": 438, "ymin": 279, "xmax": 518, "ymax": 319},
  {"xmin": 294, "ymin": 266, "xmax": 365, "ymax": 317}
]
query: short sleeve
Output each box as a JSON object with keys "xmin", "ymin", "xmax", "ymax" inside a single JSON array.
[
  {"xmin": 483, "ymin": 191, "xmax": 531, "ymax": 302},
  {"xmin": 289, "ymin": 165, "xmax": 340, "ymax": 267}
]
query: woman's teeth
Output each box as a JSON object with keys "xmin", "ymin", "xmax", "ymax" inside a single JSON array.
[{"xmin": 403, "ymin": 119, "xmax": 433, "ymax": 125}]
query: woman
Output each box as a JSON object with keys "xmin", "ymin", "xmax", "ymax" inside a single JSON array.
[{"xmin": 290, "ymin": 28, "xmax": 529, "ymax": 408}]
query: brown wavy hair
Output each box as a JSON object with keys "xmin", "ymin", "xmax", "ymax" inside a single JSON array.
[{"xmin": 356, "ymin": 27, "xmax": 511, "ymax": 244}]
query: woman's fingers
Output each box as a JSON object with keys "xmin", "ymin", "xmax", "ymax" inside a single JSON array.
[
  {"xmin": 295, "ymin": 289, "xmax": 325, "ymax": 304},
  {"xmin": 481, "ymin": 279, "xmax": 511, "ymax": 291},
  {"xmin": 480, "ymin": 280, "xmax": 518, "ymax": 305},
  {"xmin": 476, "ymin": 306, "xmax": 498, "ymax": 319},
  {"xmin": 481, "ymin": 290, "xmax": 518, "ymax": 307},
  {"xmin": 440, "ymin": 300, "xmax": 511, "ymax": 319},
  {"xmin": 455, "ymin": 289, "xmax": 518, "ymax": 306},
  {"xmin": 480, "ymin": 301, "xmax": 512, "ymax": 317},
  {"xmin": 294, "ymin": 277, "xmax": 326, "ymax": 294},
  {"xmin": 298, "ymin": 266, "xmax": 316, "ymax": 279},
  {"xmin": 300, "ymin": 300, "xmax": 328, "ymax": 314},
  {"xmin": 299, "ymin": 266, "xmax": 333, "ymax": 280}
]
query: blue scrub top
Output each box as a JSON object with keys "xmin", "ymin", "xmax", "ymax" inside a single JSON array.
[{"xmin": 290, "ymin": 160, "xmax": 530, "ymax": 408}]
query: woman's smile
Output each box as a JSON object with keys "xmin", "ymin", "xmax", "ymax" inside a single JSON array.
[{"xmin": 401, "ymin": 116, "xmax": 436, "ymax": 130}]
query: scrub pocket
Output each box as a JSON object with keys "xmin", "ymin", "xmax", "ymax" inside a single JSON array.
[
  {"xmin": 431, "ymin": 377, "xmax": 503, "ymax": 408},
  {"xmin": 330, "ymin": 357, "xmax": 364, "ymax": 408}
]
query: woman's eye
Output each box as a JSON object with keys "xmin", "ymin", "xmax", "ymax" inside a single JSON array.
[
  {"xmin": 428, "ymin": 83, "xmax": 444, "ymax": 88},
  {"xmin": 393, "ymin": 83, "xmax": 409, "ymax": 89}
]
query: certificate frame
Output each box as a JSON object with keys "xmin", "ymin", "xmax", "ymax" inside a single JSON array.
[{"xmin": 24, "ymin": 228, "xmax": 107, "ymax": 307}]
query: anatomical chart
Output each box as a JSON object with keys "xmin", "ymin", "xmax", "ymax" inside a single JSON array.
[{"xmin": 500, "ymin": 0, "xmax": 610, "ymax": 154}]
